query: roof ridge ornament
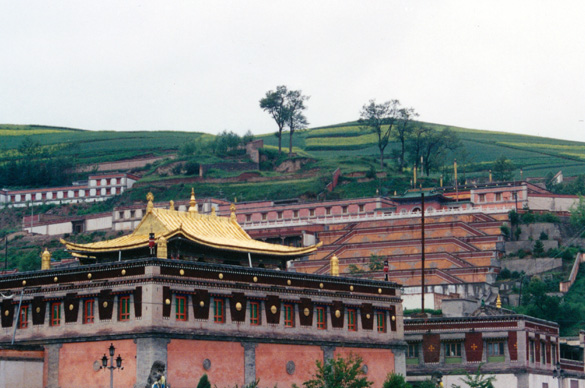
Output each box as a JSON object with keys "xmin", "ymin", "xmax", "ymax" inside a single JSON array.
[
  {"xmin": 211, "ymin": 206, "xmax": 216, "ymax": 216},
  {"xmin": 169, "ymin": 200, "xmax": 175, "ymax": 211},
  {"xmin": 230, "ymin": 202, "xmax": 237, "ymax": 221},
  {"xmin": 188, "ymin": 188, "xmax": 198, "ymax": 214},
  {"xmin": 41, "ymin": 248, "xmax": 51, "ymax": 270},
  {"xmin": 146, "ymin": 192, "xmax": 154, "ymax": 212}
]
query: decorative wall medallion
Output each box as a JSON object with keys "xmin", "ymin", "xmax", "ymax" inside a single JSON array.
[
  {"xmin": 36, "ymin": 307, "xmax": 41, "ymax": 313},
  {"xmin": 199, "ymin": 301, "xmax": 205, "ymax": 307},
  {"xmin": 366, "ymin": 314, "xmax": 371, "ymax": 319},
  {"xmin": 93, "ymin": 360, "xmax": 101, "ymax": 372},
  {"xmin": 53, "ymin": 277, "xmax": 58, "ymax": 282},
  {"xmin": 179, "ymin": 269, "xmax": 185, "ymax": 276},
  {"xmin": 165, "ymin": 299, "xmax": 171, "ymax": 305},
  {"xmin": 236, "ymin": 302, "xmax": 242, "ymax": 311},
  {"xmin": 335, "ymin": 310, "xmax": 341, "ymax": 318},
  {"xmin": 286, "ymin": 361, "xmax": 295, "ymax": 375},
  {"xmin": 287, "ymin": 280, "xmax": 291, "ymax": 286},
  {"xmin": 362, "ymin": 364, "xmax": 368, "ymax": 374},
  {"xmin": 271, "ymin": 305, "xmax": 277, "ymax": 314},
  {"xmin": 319, "ymin": 283, "xmax": 324, "ymax": 289},
  {"xmin": 22, "ymin": 280, "xmax": 26, "ymax": 286},
  {"xmin": 219, "ymin": 273, "xmax": 224, "ymax": 280},
  {"xmin": 87, "ymin": 273, "xmax": 92, "ymax": 279},
  {"xmin": 103, "ymin": 302, "xmax": 108, "ymax": 308},
  {"xmin": 203, "ymin": 358, "xmax": 211, "ymax": 371},
  {"xmin": 121, "ymin": 269, "xmax": 126, "ymax": 276},
  {"xmin": 350, "ymin": 285, "xmax": 354, "ymax": 291},
  {"xmin": 392, "ymin": 315, "xmax": 396, "ymax": 321},
  {"xmin": 304, "ymin": 308, "xmax": 310, "ymax": 317},
  {"xmin": 4, "ymin": 310, "xmax": 8, "ymax": 316},
  {"xmin": 253, "ymin": 276, "xmax": 258, "ymax": 283},
  {"xmin": 378, "ymin": 288, "xmax": 382, "ymax": 294},
  {"xmin": 69, "ymin": 304, "xmax": 74, "ymax": 311}
]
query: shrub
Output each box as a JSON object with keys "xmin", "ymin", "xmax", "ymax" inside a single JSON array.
[
  {"xmin": 197, "ymin": 374, "xmax": 211, "ymax": 388},
  {"xmin": 303, "ymin": 354, "xmax": 373, "ymax": 388},
  {"xmin": 500, "ymin": 225, "xmax": 510, "ymax": 239},
  {"xmin": 539, "ymin": 231, "xmax": 549, "ymax": 240},
  {"xmin": 533, "ymin": 240, "xmax": 545, "ymax": 257},
  {"xmin": 383, "ymin": 372, "xmax": 411, "ymax": 388},
  {"xmin": 498, "ymin": 268, "xmax": 511, "ymax": 280}
]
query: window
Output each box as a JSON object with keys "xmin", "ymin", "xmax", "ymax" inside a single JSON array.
[
  {"xmin": 541, "ymin": 341, "xmax": 546, "ymax": 364},
  {"xmin": 293, "ymin": 210, "xmax": 299, "ymax": 218},
  {"xmin": 359, "ymin": 204, "xmax": 365, "ymax": 212},
  {"xmin": 487, "ymin": 341, "xmax": 506, "ymax": 362},
  {"xmin": 250, "ymin": 301, "xmax": 261, "ymax": 326},
  {"xmin": 176, "ymin": 296, "xmax": 187, "ymax": 321},
  {"xmin": 262, "ymin": 213, "xmax": 267, "ymax": 221},
  {"xmin": 444, "ymin": 342, "xmax": 462, "ymax": 364},
  {"xmin": 119, "ymin": 296, "xmax": 131, "ymax": 321},
  {"xmin": 347, "ymin": 309, "xmax": 357, "ymax": 331},
  {"xmin": 214, "ymin": 298, "xmax": 225, "ymax": 323},
  {"xmin": 130, "ymin": 210, "xmax": 135, "ymax": 218},
  {"xmin": 530, "ymin": 340, "xmax": 535, "ymax": 363},
  {"xmin": 284, "ymin": 304, "xmax": 294, "ymax": 327},
  {"xmin": 478, "ymin": 194, "xmax": 486, "ymax": 202},
  {"xmin": 407, "ymin": 343, "xmax": 419, "ymax": 358},
  {"xmin": 496, "ymin": 193, "xmax": 502, "ymax": 201},
  {"xmin": 246, "ymin": 214, "xmax": 252, "ymax": 222},
  {"xmin": 277, "ymin": 211, "xmax": 283, "ymax": 219},
  {"xmin": 51, "ymin": 302, "xmax": 61, "ymax": 326},
  {"xmin": 342, "ymin": 206, "xmax": 348, "ymax": 214},
  {"xmin": 326, "ymin": 207, "xmax": 331, "ymax": 215},
  {"xmin": 83, "ymin": 299, "xmax": 95, "ymax": 324},
  {"xmin": 309, "ymin": 209, "xmax": 315, "ymax": 217},
  {"xmin": 376, "ymin": 311, "xmax": 386, "ymax": 333},
  {"xmin": 18, "ymin": 305, "xmax": 28, "ymax": 329},
  {"xmin": 316, "ymin": 306, "xmax": 326, "ymax": 329}
]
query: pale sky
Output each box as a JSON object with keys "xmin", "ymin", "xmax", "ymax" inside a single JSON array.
[{"xmin": 1, "ymin": 1, "xmax": 584, "ymax": 142}]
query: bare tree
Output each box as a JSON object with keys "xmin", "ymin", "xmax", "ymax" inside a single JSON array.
[
  {"xmin": 358, "ymin": 99, "xmax": 401, "ymax": 168},
  {"xmin": 285, "ymin": 89, "xmax": 309, "ymax": 154}
]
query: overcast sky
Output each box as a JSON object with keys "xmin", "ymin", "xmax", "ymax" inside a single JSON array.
[{"xmin": 1, "ymin": 1, "xmax": 584, "ymax": 142}]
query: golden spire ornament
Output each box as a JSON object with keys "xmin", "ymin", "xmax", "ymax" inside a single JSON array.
[
  {"xmin": 188, "ymin": 188, "xmax": 198, "ymax": 213},
  {"xmin": 146, "ymin": 192, "xmax": 154, "ymax": 212}
]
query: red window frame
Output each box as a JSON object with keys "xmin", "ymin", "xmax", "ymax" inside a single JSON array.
[
  {"xmin": 119, "ymin": 295, "xmax": 130, "ymax": 321},
  {"xmin": 50, "ymin": 302, "xmax": 61, "ymax": 327},
  {"xmin": 376, "ymin": 311, "xmax": 386, "ymax": 333},
  {"xmin": 284, "ymin": 304, "xmax": 294, "ymax": 327},
  {"xmin": 18, "ymin": 305, "xmax": 28, "ymax": 329},
  {"xmin": 316, "ymin": 306, "xmax": 326, "ymax": 329},
  {"xmin": 176, "ymin": 295, "xmax": 187, "ymax": 321},
  {"xmin": 348, "ymin": 308, "xmax": 357, "ymax": 331},
  {"xmin": 214, "ymin": 298, "xmax": 225, "ymax": 323},
  {"xmin": 250, "ymin": 301, "xmax": 260, "ymax": 326},
  {"xmin": 83, "ymin": 299, "xmax": 94, "ymax": 324}
]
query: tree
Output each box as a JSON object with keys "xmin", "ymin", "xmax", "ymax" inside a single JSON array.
[
  {"xmin": 451, "ymin": 364, "xmax": 496, "ymax": 388},
  {"xmin": 533, "ymin": 240, "xmax": 545, "ymax": 257},
  {"xmin": 285, "ymin": 89, "xmax": 309, "ymax": 154},
  {"xmin": 383, "ymin": 372, "xmax": 411, "ymax": 388},
  {"xmin": 407, "ymin": 127, "xmax": 460, "ymax": 176},
  {"xmin": 492, "ymin": 156, "xmax": 515, "ymax": 181},
  {"xmin": 394, "ymin": 107, "xmax": 418, "ymax": 172},
  {"xmin": 570, "ymin": 196, "xmax": 585, "ymax": 233},
  {"xmin": 303, "ymin": 354, "xmax": 373, "ymax": 388},
  {"xmin": 260, "ymin": 85, "xmax": 288, "ymax": 154},
  {"xmin": 359, "ymin": 99, "xmax": 401, "ymax": 168},
  {"xmin": 197, "ymin": 374, "xmax": 211, "ymax": 388}
]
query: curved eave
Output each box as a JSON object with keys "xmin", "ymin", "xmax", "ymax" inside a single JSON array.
[{"xmin": 61, "ymin": 237, "xmax": 150, "ymax": 253}]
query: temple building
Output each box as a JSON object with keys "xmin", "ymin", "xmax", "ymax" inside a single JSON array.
[{"xmin": 0, "ymin": 191, "xmax": 405, "ymax": 388}]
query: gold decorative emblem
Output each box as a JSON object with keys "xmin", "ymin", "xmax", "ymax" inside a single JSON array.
[
  {"xmin": 22, "ymin": 280, "xmax": 26, "ymax": 286},
  {"xmin": 378, "ymin": 288, "xmax": 382, "ymax": 294},
  {"xmin": 199, "ymin": 301, "xmax": 205, "ymax": 307},
  {"xmin": 304, "ymin": 308, "xmax": 310, "ymax": 317},
  {"xmin": 366, "ymin": 314, "xmax": 371, "ymax": 319},
  {"xmin": 179, "ymin": 269, "xmax": 185, "ymax": 276},
  {"xmin": 4, "ymin": 310, "xmax": 8, "ymax": 317},
  {"xmin": 69, "ymin": 304, "xmax": 74, "ymax": 311},
  {"xmin": 471, "ymin": 343, "xmax": 478, "ymax": 351},
  {"xmin": 287, "ymin": 280, "xmax": 291, "ymax": 286},
  {"xmin": 87, "ymin": 273, "xmax": 92, "ymax": 279},
  {"xmin": 165, "ymin": 299, "xmax": 171, "ymax": 305},
  {"xmin": 350, "ymin": 285, "xmax": 354, "ymax": 291},
  {"xmin": 271, "ymin": 305, "xmax": 277, "ymax": 314},
  {"xmin": 335, "ymin": 310, "xmax": 341, "ymax": 318},
  {"xmin": 253, "ymin": 276, "xmax": 258, "ymax": 283},
  {"xmin": 236, "ymin": 302, "xmax": 242, "ymax": 311},
  {"xmin": 391, "ymin": 315, "xmax": 396, "ymax": 321},
  {"xmin": 103, "ymin": 302, "xmax": 108, "ymax": 308},
  {"xmin": 121, "ymin": 269, "xmax": 126, "ymax": 276},
  {"xmin": 428, "ymin": 345, "xmax": 435, "ymax": 352},
  {"xmin": 219, "ymin": 273, "xmax": 224, "ymax": 280},
  {"xmin": 319, "ymin": 283, "xmax": 324, "ymax": 289},
  {"xmin": 36, "ymin": 307, "xmax": 41, "ymax": 313},
  {"xmin": 54, "ymin": 277, "xmax": 58, "ymax": 282}
]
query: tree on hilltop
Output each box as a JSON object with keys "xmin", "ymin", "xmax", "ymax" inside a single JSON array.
[
  {"xmin": 395, "ymin": 107, "xmax": 418, "ymax": 172},
  {"xmin": 359, "ymin": 99, "xmax": 401, "ymax": 168},
  {"xmin": 285, "ymin": 89, "xmax": 309, "ymax": 155}
]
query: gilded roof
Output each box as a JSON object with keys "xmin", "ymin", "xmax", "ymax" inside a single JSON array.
[{"xmin": 61, "ymin": 206, "xmax": 320, "ymax": 256}]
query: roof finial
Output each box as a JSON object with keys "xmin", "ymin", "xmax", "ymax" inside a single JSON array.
[
  {"xmin": 211, "ymin": 206, "xmax": 216, "ymax": 216},
  {"xmin": 146, "ymin": 192, "xmax": 154, "ymax": 212},
  {"xmin": 169, "ymin": 200, "xmax": 175, "ymax": 210},
  {"xmin": 496, "ymin": 294, "xmax": 502, "ymax": 309},
  {"xmin": 230, "ymin": 202, "xmax": 237, "ymax": 220},
  {"xmin": 330, "ymin": 255, "xmax": 339, "ymax": 276},
  {"xmin": 188, "ymin": 188, "xmax": 198, "ymax": 213}
]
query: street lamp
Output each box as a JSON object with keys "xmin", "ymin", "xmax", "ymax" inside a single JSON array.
[
  {"xmin": 100, "ymin": 343, "xmax": 124, "ymax": 388},
  {"xmin": 553, "ymin": 361, "xmax": 565, "ymax": 388}
]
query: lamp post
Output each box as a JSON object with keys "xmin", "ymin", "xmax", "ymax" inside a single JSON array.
[
  {"xmin": 101, "ymin": 343, "xmax": 123, "ymax": 388},
  {"xmin": 553, "ymin": 361, "xmax": 565, "ymax": 388}
]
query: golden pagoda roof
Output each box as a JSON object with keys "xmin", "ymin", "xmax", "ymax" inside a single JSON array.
[{"xmin": 61, "ymin": 204, "xmax": 320, "ymax": 257}]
